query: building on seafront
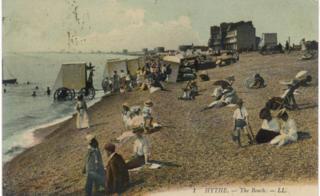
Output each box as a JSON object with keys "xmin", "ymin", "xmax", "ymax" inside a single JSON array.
[
  {"xmin": 260, "ymin": 33, "xmax": 278, "ymax": 48},
  {"xmin": 208, "ymin": 21, "xmax": 257, "ymax": 52}
]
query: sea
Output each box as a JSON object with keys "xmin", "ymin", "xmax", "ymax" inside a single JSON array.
[{"xmin": 2, "ymin": 52, "xmax": 133, "ymax": 163}]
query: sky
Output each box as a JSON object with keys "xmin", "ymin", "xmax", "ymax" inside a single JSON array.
[{"xmin": 3, "ymin": 0, "xmax": 318, "ymax": 52}]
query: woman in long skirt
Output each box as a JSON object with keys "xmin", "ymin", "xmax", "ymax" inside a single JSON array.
[{"xmin": 75, "ymin": 95, "xmax": 90, "ymax": 129}]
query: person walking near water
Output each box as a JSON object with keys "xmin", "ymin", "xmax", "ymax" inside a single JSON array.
[
  {"xmin": 112, "ymin": 71, "xmax": 120, "ymax": 93},
  {"xmin": 104, "ymin": 143, "xmax": 129, "ymax": 195},
  {"xmin": 32, "ymin": 91, "xmax": 37, "ymax": 97},
  {"xmin": 232, "ymin": 99, "xmax": 254, "ymax": 147},
  {"xmin": 75, "ymin": 95, "xmax": 90, "ymax": 129},
  {"xmin": 83, "ymin": 135, "xmax": 105, "ymax": 196},
  {"xmin": 46, "ymin": 87, "xmax": 51, "ymax": 96}
]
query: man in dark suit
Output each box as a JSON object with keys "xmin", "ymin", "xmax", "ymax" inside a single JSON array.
[{"xmin": 104, "ymin": 143, "xmax": 129, "ymax": 195}]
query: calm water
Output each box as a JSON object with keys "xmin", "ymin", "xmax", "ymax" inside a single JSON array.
[{"xmin": 2, "ymin": 52, "xmax": 132, "ymax": 163}]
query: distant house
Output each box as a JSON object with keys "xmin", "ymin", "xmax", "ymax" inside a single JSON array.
[
  {"xmin": 179, "ymin": 45, "xmax": 194, "ymax": 52},
  {"xmin": 260, "ymin": 33, "xmax": 278, "ymax": 48},
  {"xmin": 179, "ymin": 44, "xmax": 209, "ymax": 52},
  {"xmin": 154, "ymin": 47, "xmax": 165, "ymax": 53},
  {"xmin": 208, "ymin": 21, "xmax": 257, "ymax": 52}
]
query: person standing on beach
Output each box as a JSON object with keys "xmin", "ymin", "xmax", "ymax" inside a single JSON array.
[
  {"xmin": 142, "ymin": 100, "xmax": 154, "ymax": 129},
  {"xmin": 104, "ymin": 143, "xmax": 129, "ymax": 195},
  {"xmin": 126, "ymin": 127, "xmax": 151, "ymax": 169},
  {"xmin": 112, "ymin": 71, "xmax": 120, "ymax": 93},
  {"xmin": 75, "ymin": 95, "xmax": 90, "ymax": 129},
  {"xmin": 232, "ymin": 99, "xmax": 254, "ymax": 147},
  {"xmin": 46, "ymin": 87, "xmax": 51, "ymax": 96},
  {"xmin": 83, "ymin": 135, "xmax": 105, "ymax": 196}
]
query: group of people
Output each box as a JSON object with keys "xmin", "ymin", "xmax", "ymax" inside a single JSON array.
[
  {"xmin": 121, "ymin": 100, "xmax": 156, "ymax": 131},
  {"xmin": 136, "ymin": 61, "xmax": 171, "ymax": 92},
  {"xmin": 83, "ymin": 126, "xmax": 150, "ymax": 196},
  {"xmin": 231, "ymin": 98, "xmax": 299, "ymax": 147},
  {"xmin": 101, "ymin": 69, "xmax": 133, "ymax": 94},
  {"xmin": 101, "ymin": 61, "xmax": 172, "ymax": 95},
  {"xmin": 74, "ymin": 56, "xmax": 311, "ymax": 195},
  {"xmin": 31, "ymin": 86, "xmax": 51, "ymax": 97},
  {"xmin": 229, "ymin": 72, "xmax": 307, "ymax": 147}
]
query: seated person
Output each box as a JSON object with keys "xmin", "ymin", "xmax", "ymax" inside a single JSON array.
[
  {"xmin": 189, "ymin": 80, "xmax": 198, "ymax": 97},
  {"xmin": 104, "ymin": 143, "xmax": 129, "ymax": 195},
  {"xmin": 255, "ymin": 108, "xmax": 280, "ymax": 144},
  {"xmin": 212, "ymin": 86, "xmax": 223, "ymax": 100},
  {"xmin": 203, "ymin": 87, "xmax": 238, "ymax": 110},
  {"xmin": 178, "ymin": 86, "xmax": 193, "ymax": 100},
  {"xmin": 270, "ymin": 109, "xmax": 298, "ymax": 147},
  {"xmin": 126, "ymin": 127, "xmax": 150, "ymax": 169},
  {"xmin": 199, "ymin": 71, "xmax": 210, "ymax": 81},
  {"xmin": 251, "ymin": 74, "xmax": 266, "ymax": 88},
  {"xmin": 122, "ymin": 103, "xmax": 142, "ymax": 129}
]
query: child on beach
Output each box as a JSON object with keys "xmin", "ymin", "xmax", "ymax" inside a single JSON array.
[
  {"xmin": 232, "ymin": 99, "xmax": 254, "ymax": 147},
  {"xmin": 142, "ymin": 100, "xmax": 153, "ymax": 129}
]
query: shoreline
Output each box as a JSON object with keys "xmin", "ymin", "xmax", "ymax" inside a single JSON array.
[{"xmin": 3, "ymin": 91, "xmax": 108, "ymax": 165}]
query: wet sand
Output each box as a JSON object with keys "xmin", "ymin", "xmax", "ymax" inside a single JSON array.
[{"xmin": 3, "ymin": 52, "xmax": 318, "ymax": 195}]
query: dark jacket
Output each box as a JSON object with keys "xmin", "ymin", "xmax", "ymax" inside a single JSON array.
[{"xmin": 105, "ymin": 153, "xmax": 130, "ymax": 194}]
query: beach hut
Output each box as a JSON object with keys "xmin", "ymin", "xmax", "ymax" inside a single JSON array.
[
  {"xmin": 104, "ymin": 57, "xmax": 145, "ymax": 78},
  {"xmin": 53, "ymin": 63, "xmax": 95, "ymax": 101},
  {"xmin": 162, "ymin": 55, "xmax": 181, "ymax": 82}
]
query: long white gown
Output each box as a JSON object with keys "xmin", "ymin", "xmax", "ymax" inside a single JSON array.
[
  {"xmin": 270, "ymin": 118, "xmax": 298, "ymax": 146},
  {"xmin": 75, "ymin": 100, "xmax": 90, "ymax": 129}
]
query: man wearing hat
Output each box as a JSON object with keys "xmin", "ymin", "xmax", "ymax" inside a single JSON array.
[
  {"xmin": 104, "ymin": 143, "xmax": 129, "ymax": 195},
  {"xmin": 270, "ymin": 109, "xmax": 298, "ymax": 147},
  {"xmin": 126, "ymin": 127, "xmax": 151, "ymax": 169},
  {"xmin": 232, "ymin": 99, "xmax": 254, "ymax": 147},
  {"xmin": 83, "ymin": 134, "xmax": 105, "ymax": 196},
  {"xmin": 142, "ymin": 100, "xmax": 154, "ymax": 129}
]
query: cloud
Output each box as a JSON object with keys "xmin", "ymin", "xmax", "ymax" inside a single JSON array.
[
  {"xmin": 76, "ymin": 15, "xmax": 201, "ymax": 52},
  {"xmin": 3, "ymin": 0, "xmax": 202, "ymax": 52}
]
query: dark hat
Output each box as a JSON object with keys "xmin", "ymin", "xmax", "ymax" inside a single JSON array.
[
  {"xmin": 104, "ymin": 143, "xmax": 116, "ymax": 153},
  {"xmin": 144, "ymin": 100, "xmax": 153, "ymax": 106},
  {"xmin": 132, "ymin": 126, "xmax": 144, "ymax": 133},
  {"xmin": 236, "ymin": 99, "xmax": 243, "ymax": 105}
]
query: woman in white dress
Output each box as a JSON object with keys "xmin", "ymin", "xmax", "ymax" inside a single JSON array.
[
  {"xmin": 255, "ymin": 108, "xmax": 280, "ymax": 144},
  {"xmin": 75, "ymin": 95, "xmax": 90, "ymax": 129},
  {"xmin": 270, "ymin": 109, "xmax": 298, "ymax": 147}
]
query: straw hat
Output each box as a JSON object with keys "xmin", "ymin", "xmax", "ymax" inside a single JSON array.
[
  {"xmin": 295, "ymin": 70, "xmax": 308, "ymax": 80},
  {"xmin": 122, "ymin": 102, "xmax": 129, "ymax": 108},
  {"xmin": 85, "ymin": 134, "xmax": 95, "ymax": 143},
  {"xmin": 144, "ymin": 100, "xmax": 153, "ymax": 106}
]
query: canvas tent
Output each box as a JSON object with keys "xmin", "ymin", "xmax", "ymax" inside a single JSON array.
[
  {"xmin": 104, "ymin": 57, "xmax": 145, "ymax": 78},
  {"xmin": 53, "ymin": 63, "xmax": 86, "ymax": 91},
  {"xmin": 162, "ymin": 55, "xmax": 182, "ymax": 83}
]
